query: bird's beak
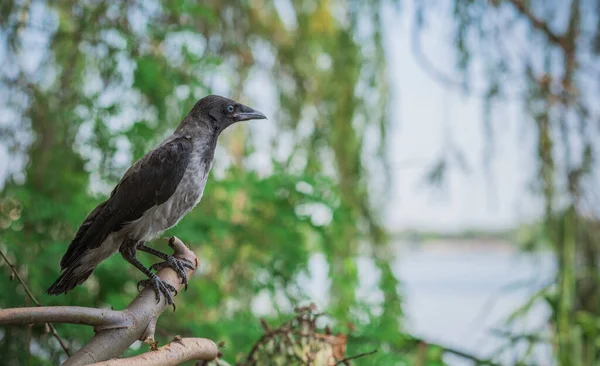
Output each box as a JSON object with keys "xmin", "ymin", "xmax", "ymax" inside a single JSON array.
[{"xmin": 233, "ymin": 104, "xmax": 267, "ymax": 122}]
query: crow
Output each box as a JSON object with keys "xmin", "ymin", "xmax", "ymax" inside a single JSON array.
[{"xmin": 47, "ymin": 95, "xmax": 266, "ymax": 306}]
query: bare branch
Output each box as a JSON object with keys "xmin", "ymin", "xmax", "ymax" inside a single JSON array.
[
  {"xmin": 88, "ymin": 337, "xmax": 219, "ymax": 366},
  {"xmin": 506, "ymin": 0, "xmax": 564, "ymax": 46},
  {"xmin": 0, "ymin": 306, "xmax": 129, "ymax": 329},
  {"xmin": 405, "ymin": 336, "xmax": 502, "ymax": 366},
  {"xmin": 0, "ymin": 248, "xmax": 72, "ymax": 356},
  {"xmin": 335, "ymin": 349, "xmax": 377, "ymax": 365}
]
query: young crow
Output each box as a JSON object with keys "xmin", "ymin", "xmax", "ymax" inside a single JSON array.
[{"xmin": 47, "ymin": 95, "xmax": 266, "ymax": 307}]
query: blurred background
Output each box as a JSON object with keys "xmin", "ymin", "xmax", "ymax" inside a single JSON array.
[{"xmin": 0, "ymin": 0, "xmax": 599, "ymax": 365}]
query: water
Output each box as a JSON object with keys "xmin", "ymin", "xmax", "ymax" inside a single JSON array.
[
  {"xmin": 394, "ymin": 241, "xmax": 556, "ymax": 365},
  {"xmin": 286, "ymin": 240, "xmax": 556, "ymax": 364}
]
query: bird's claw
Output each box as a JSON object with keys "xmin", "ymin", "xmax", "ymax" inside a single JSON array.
[
  {"xmin": 149, "ymin": 256, "xmax": 195, "ymax": 291},
  {"xmin": 137, "ymin": 275, "xmax": 178, "ymax": 311}
]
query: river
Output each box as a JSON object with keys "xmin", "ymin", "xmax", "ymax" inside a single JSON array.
[{"xmin": 394, "ymin": 240, "xmax": 556, "ymax": 365}]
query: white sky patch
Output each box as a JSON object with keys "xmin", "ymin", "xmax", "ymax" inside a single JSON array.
[
  {"xmin": 381, "ymin": 1, "xmax": 543, "ymax": 232},
  {"xmin": 295, "ymin": 203, "xmax": 333, "ymax": 227},
  {"xmin": 273, "ymin": 0, "xmax": 298, "ymax": 31}
]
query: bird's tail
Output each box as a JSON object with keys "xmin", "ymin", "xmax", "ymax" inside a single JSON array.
[{"xmin": 46, "ymin": 265, "xmax": 94, "ymax": 295}]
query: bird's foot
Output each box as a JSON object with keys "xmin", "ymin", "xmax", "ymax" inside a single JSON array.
[
  {"xmin": 137, "ymin": 274, "xmax": 178, "ymax": 311},
  {"xmin": 149, "ymin": 256, "xmax": 195, "ymax": 291}
]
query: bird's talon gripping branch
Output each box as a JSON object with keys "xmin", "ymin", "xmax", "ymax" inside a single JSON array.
[
  {"xmin": 137, "ymin": 274, "xmax": 177, "ymax": 309},
  {"xmin": 150, "ymin": 256, "xmax": 195, "ymax": 291}
]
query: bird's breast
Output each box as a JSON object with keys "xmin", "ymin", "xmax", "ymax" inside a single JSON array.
[
  {"xmin": 165, "ymin": 154, "xmax": 210, "ymax": 216},
  {"xmin": 126, "ymin": 148, "xmax": 213, "ymax": 241}
]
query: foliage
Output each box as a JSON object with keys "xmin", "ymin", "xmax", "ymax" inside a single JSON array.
[{"xmin": 0, "ymin": 1, "xmax": 415, "ymax": 365}]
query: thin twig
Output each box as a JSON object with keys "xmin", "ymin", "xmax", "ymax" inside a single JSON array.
[
  {"xmin": 410, "ymin": 12, "xmax": 465, "ymax": 89},
  {"xmin": 352, "ymin": 335, "xmax": 503, "ymax": 366},
  {"xmin": 506, "ymin": 0, "xmax": 565, "ymax": 47},
  {"xmin": 407, "ymin": 336, "xmax": 502, "ymax": 366},
  {"xmin": 0, "ymin": 249, "xmax": 72, "ymax": 356},
  {"xmin": 0, "ymin": 250, "xmax": 43, "ymax": 305},
  {"xmin": 335, "ymin": 349, "xmax": 378, "ymax": 365}
]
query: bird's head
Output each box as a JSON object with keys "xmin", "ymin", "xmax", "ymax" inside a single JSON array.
[{"xmin": 188, "ymin": 95, "xmax": 267, "ymax": 134}]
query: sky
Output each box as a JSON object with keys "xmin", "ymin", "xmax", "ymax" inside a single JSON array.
[{"xmin": 380, "ymin": 1, "xmax": 543, "ymax": 232}]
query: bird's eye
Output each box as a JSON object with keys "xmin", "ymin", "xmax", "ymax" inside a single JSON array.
[{"xmin": 227, "ymin": 105, "xmax": 234, "ymax": 113}]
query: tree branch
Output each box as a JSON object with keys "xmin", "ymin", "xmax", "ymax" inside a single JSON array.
[
  {"xmin": 506, "ymin": 0, "xmax": 565, "ymax": 46},
  {"xmin": 335, "ymin": 349, "xmax": 377, "ymax": 365},
  {"xmin": 406, "ymin": 336, "xmax": 502, "ymax": 366},
  {"xmin": 0, "ymin": 306, "xmax": 129, "ymax": 329},
  {"xmin": 88, "ymin": 337, "xmax": 219, "ymax": 366},
  {"xmin": 0, "ymin": 237, "xmax": 218, "ymax": 366}
]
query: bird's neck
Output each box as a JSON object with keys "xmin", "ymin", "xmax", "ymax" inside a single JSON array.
[
  {"xmin": 174, "ymin": 120, "xmax": 218, "ymax": 164},
  {"xmin": 175, "ymin": 115, "xmax": 216, "ymax": 134}
]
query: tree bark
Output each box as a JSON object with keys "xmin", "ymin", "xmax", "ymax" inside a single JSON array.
[
  {"xmin": 87, "ymin": 337, "xmax": 219, "ymax": 366},
  {"xmin": 0, "ymin": 306, "xmax": 129, "ymax": 328}
]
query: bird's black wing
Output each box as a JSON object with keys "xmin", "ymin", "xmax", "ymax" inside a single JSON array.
[{"xmin": 59, "ymin": 136, "xmax": 194, "ymax": 269}]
